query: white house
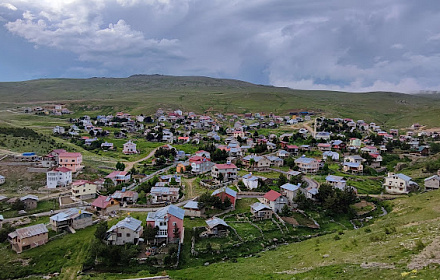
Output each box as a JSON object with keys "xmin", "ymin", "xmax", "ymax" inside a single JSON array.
[
  {"xmin": 123, "ymin": 140, "xmax": 137, "ymax": 154},
  {"xmin": 295, "ymin": 156, "xmax": 319, "ymax": 173},
  {"xmin": 383, "ymin": 173, "xmax": 419, "ymax": 194},
  {"xmin": 0, "ymin": 175, "xmax": 5, "ymax": 185},
  {"xmin": 424, "ymin": 174, "xmax": 440, "ymax": 190},
  {"xmin": 242, "ymin": 173, "xmax": 259, "ymax": 190},
  {"xmin": 263, "ymin": 190, "xmax": 288, "ymax": 213},
  {"xmin": 46, "ymin": 167, "xmax": 72, "ymax": 188}
]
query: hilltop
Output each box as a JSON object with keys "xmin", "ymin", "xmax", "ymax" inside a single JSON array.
[{"xmin": 1, "ymin": 75, "xmax": 440, "ymax": 128}]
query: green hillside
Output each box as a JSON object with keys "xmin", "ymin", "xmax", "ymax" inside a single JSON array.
[{"xmin": 1, "ymin": 75, "xmax": 440, "ymax": 128}]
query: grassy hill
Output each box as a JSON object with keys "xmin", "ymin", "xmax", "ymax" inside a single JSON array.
[{"xmin": 1, "ymin": 75, "xmax": 440, "ymax": 128}]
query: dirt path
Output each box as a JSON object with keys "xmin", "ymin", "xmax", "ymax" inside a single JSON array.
[
  {"xmin": 408, "ymin": 237, "xmax": 440, "ymax": 270},
  {"xmin": 184, "ymin": 177, "xmax": 197, "ymax": 198},
  {"xmin": 124, "ymin": 147, "xmax": 161, "ymax": 171}
]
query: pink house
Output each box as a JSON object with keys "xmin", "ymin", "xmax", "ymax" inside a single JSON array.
[
  {"xmin": 146, "ymin": 205, "xmax": 184, "ymax": 244},
  {"xmin": 58, "ymin": 152, "xmax": 82, "ymax": 172}
]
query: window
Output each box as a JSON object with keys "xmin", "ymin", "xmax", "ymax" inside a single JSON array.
[
  {"xmin": 117, "ymin": 233, "xmax": 122, "ymax": 237},
  {"xmin": 172, "ymin": 222, "xmax": 176, "ymax": 226},
  {"xmin": 126, "ymin": 233, "xmax": 130, "ymax": 237}
]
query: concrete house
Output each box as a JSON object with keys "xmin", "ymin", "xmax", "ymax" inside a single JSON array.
[
  {"xmin": 150, "ymin": 187, "xmax": 179, "ymax": 204},
  {"xmin": 50, "ymin": 208, "xmax": 93, "ymax": 232},
  {"xmin": 211, "ymin": 162, "xmax": 238, "ymax": 183},
  {"xmin": 146, "ymin": 205, "xmax": 185, "ymax": 244},
  {"xmin": 58, "ymin": 152, "xmax": 83, "ymax": 172},
  {"xmin": 111, "ymin": 190, "xmax": 139, "ymax": 204},
  {"xmin": 189, "ymin": 156, "xmax": 214, "ymax": 174},
  {"xmin": 46, "ymin": 167, "xmax": 72, "ymax": 189},
  {"xmin": 242, "ymin": 173, "xmax": 259, "ymax": 190},
  {"xmin": 123, "ymin": 140, "xmax": 138, "ymax": 154},
  {"xmin": 71, "ymin": 180, "xmax": 97, "ymax": 200},
  {"xmin": 242, "ymin": 155, "xmax": 271, "ymax": 171},
  {"xmin": 106, "ymin": 216, "xmax": 143, "ymax": 245},
  {"xmin": 325, "ymin": 175, "xmax": 347, "ymax": 189},
  {"xmin": 263, "ymin": 190, "xmax": 288, "ymax": 213},
  {"xmin": 8, "ymin": 224, "xmax": 48, "ymax": 253},
  {"xmin": 383, "ymin": 173, "xmax": 419, "ymax": 194},
  {"xmin": 280, "ymin": 183, "xmax": 302, "ymax": 205},
  {"xmin": 105, "ymin": 171, "xmax": 131, "ymax": 186},
  {"xmin": 250, "ymin": 202, "xmax": 273, "ymax": 220},
  {"xmin": 295, "ymin": 156, "xmax": 319, "ymax": 173}
]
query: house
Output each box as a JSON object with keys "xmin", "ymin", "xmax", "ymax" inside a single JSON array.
[
  {"xmin": 20, "ymin": 195, "xmax": 38, "ymax": 210},
  {"xmin": 317, "ymin": 143, "xmax": 331, "ymax": 151},
  {"xmin": 90, "ymin": 196, "xmax": 120, "ymax": 215},
  {"xmin": 322, "ymin": 151, "xmax": 340, "ymax": 161},
  {"xmin": 195, "ymin": 150, "xmax": 211, "ymax": 159},
  {"xmin": 0, "ymin": 214, "xmax": 3, "ymax": 229},
  {"xmin": 58, "ymin": 152, "xmax": 83, "ymax": 172},
  {"xmin": 146, "ymin": 205, "xmax": 185, "ymax": 244},
  {"xmin": 242, "ymin": 155, "xmax": 271, "ymax": 171},
  {"xmin": 325, "ymin": 175, "xmax": 346, "ymax": 189},
  {"xmin": 295, "ymin": 156, "xmax": 319, "ymax": 173},
  {"xmin": 250, "ymin": 202, "xmax": 273, "ymax": 220},
  {"xmin": 285, "ymin": 145, "xmax": 299, "ymax": 155},
  {"xmin": 277, "ymin": 150, "xmax": 290, "ymax": 158},
  {"xmin": 8, "ymin": 224, "xmax": 48, "ymax": 253},
  {"xmin": 383, "ymin": 173, "xmax": 419, "ymax": 194},
  {"xmin": 71, "ymin": 180, "xmax": 98, "ymax": 200},
  {"xmin": 242, "ymin": 173, "xmax": 259, "ymax": 190},
  {"xmin": 417, "ymin": 146, "xmax": 430, "ymax": 156},
  {"xmin": 306, "ymin": 187, "xmax": 319, "ymax": 200},
  {"xmin": 315, "ymin": 131, "xmax": 331, "ymax": 140},
  {"xmin": 361, "ymin": 146, "xmax": 378, "ymax": 154},
  {"xmin": 211, "ymin": 162, "xmax": 238, "ymax": 183},
  {"xmin": 183, "ymin": 200, "xmax": 204, "ymax": 217},
  {"xmin": 159, "ymin": 174, "xmax": 182, "ymax": 186},
  {"xmin": 45, "ymin": 167, "xmax": 72, "ymax": 189},
  {"xmin": 212, "ymin": 187, "xmax": 237, "ymax": 207},
  {"xmin": 0, "ymin": 175, "xmax": 5, "ymax": 185},
  {"xmin": 265, "ymin": 155, "xmax": 284, "ymax": 167},
  {"xmin": 105, "ymin": 171, "xmax": 131, "ymax": 186},
  {"xmin": 205, "ymin": 217, "xmax": 229, "ymax": 237},
  {"xmin": 123, "ymin": 140, "xmax": 137, "ymax": 154},
  {"xmin": 349, "ymin": 138, "xmax": 362, "ymax": 149},
  {"xmin": 280, "ymin": 183, "xmax": 302, "ymax": 204},
  {"xmin": 263, "ymin": 190, "xmax": 288, "ymax": 213},
  {"xmin": 189, "ymin": 156, "xmax": 214, "ymax": 174},
  {"xmin": 49, "ymin": 208, "xmax": 93, "ymax": 232},
  {"xmin": 369, "ymin": 153, "xmax": 383, "ymax": 168},
  {"xmin": 424, "ymin": 174, "xmax": 440, "ymax": 190},
  {"xmin": 106, "ymin": 216, "xmax": 143, "ymax": 245},
  {"xmin": 286, "ymin": 170, "xmax": 302, "ymax": 181},
  {"xmin": 150, "ymin": 187, "xmax": 179, "ymax": 204},
  {"xmin": 111, "ymin": 190, "xmax": 139, "ymax": 204},
  {"xmin": 176, "ymin": 161, "xmax": 190, "ymax": 173},
  {"xmin": 101, "ymin": 142, "xmax": 114, "ymax": 150},
  {"xmin": 343, "ymin": 162, "xmax": 363, "ymax": 174},
  {"xmin": 53, "ymin": 126, "xmax": 65, "ymax": 134}
]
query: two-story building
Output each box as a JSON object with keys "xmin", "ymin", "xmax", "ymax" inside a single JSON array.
[
  {"xmin": 150, "ymin": 187, "xmax": 180, "ymax": 204},
  {"xmin": 123, "ymin": 140, "xmax": 138, "ymax": 154},
  {"xmin": 105, "ymin": 171, "xmax": 131, "ymax": 186},
  {"xmin": 146, "ymin": 205, "xmax": 185, "ymax": 244},
  {"xmin": 71, "ymin": 180, "xmax": 97, "ymax": 200},
  {"xmin": 263, "ymin": 190, "xmax": 288, "ymax": 213},
  {"xmin": 250, "ymin": 202, "xmax": 273, "ymax": 220},
  {"xmin": 106, "ymin": 216, "xmax": 143, "ymax": 245},
  {"xmin": 8, "ymin": 224, "xmax": 48, "ymax": 253},
  {"xmin": 279, "ymin": 183, "xmax": 302, "ymax": 205},
  {"xmin": 212, "ymin": 186, "xmax": 237, "ymax": 207},
  {"xmin": 49, "ymin": 208, "xmax": 93, "ymax": 232}
]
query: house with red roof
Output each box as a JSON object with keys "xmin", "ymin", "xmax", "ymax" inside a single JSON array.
[
  {"xmin": 46, "ymin": 167, "xmax": 72, "ymax": 189},
  {"xmin": 90, "ymin": 196, "xmax": 120, "ymax": 215},
  {"xmin": 58, "ymin": 152, "xmax": 83, "ymax": 172},
  {"xmin": 211, "ymin": 162, "xmax": 238, "ymax": 183},
  {"xmin": 263, "ymin": 190, "xmax": 288, "ymax": 213},
  {"xmin": 195, "ymin": 150, "xmax": 211, "ymax": 159},
  {"xmin": 189, "ymin": 156, "xmax": 214, "ymax": 174},
  {"xmin": 105, "ymin": 171, "xmax": 131, "ymax": 186}
]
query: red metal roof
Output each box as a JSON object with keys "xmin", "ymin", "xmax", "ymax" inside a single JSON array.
[
  {"xmin": 215, "ymin": 163, "xmax": 237, "ymax": 169},
  {"xmin": 264, "ymin": 190, "xmax": 281, "ymax": 201},
  {"xmin": 53, "ymin": 167, "xmax": 72, "ymax": 173}
]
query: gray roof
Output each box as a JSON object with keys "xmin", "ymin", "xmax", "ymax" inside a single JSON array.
[
  {"xmin": 183, "ymin": 200, "xmax": 200, "ymax": 210},
  {"xmin": 108, "ymin": 216, "xmax": 142, "ymax": 233},
  {"xmin": 295, "ymin": 156, "xmax": 316, "ymax": 164},
  {"xmin": 9, "ymin": 224, "xmax": 48, "ymax": 239},
  {"xmin": 308, "ymin": 188, "xmax": 319, "ymax": 195},
  {"xmin": 250, "ymin": 202, "xmax": 271, "ymax": 212},
  {"xmin": 425, "ymin": 175, "xmax": 440, "ymax": 182},
  {"xmin": 265, "ymin": 155, "xmax": 282, "ymax": 161},
  {"xmin": 206, "ymin": 217, "xmax": 229, "ymax": 229},
  {"xmin": 50, "ymin": 208, "xmax": 92, "ymax": 222},
  {"xmin": 280, "ymin": 183, "xmax": 301, "ymax": 192},
  {"xmin": 151, "ymin": 187, "xmax": 179, "ymax": 195},
  {"xmin": 344, "ymin": 162, "xmax": 361, "ymax": 168},
  {"xmin": 20, "ymin": 195, "xmax": 39, "ymax": 201},
  {"xmin": 395, "ymin": 173, "xmax": 412, "ymax": 182},
  {"xmin": 212, "ymin": 186, "xmax": 237, "ymax": 198},
  {"xmin": 326, "ymin": 175, "xmax": 346, "ymax": 183},
  {"xmin": 147, "ymin": 205, "xmax": 185, "ymax": 221}
]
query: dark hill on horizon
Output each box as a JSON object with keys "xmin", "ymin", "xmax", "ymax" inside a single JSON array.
[{"xmin": 0, "ymin": 74, "xmax": 439, "ymax": 128}]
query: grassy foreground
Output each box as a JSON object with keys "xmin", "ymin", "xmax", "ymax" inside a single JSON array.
[{"xmin": 169, "ymin": 190, "xmax": 440, "ymax": 279}]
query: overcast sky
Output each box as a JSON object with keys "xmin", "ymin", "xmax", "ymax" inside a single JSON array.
[{"xmin": 1, "ymin": 0, "xmax": 440, "ymax": 93}]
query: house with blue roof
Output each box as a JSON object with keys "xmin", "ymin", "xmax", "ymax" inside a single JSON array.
[
  {"xmin": 384, "ymin": 172, "xmax": 419, "ymax": 194},
  {"xmin": 146, "ymin": 205, "xmax": 185, "ymax": 244},
  {"xmin": 280, "ymin": 183, "xmax": 302, "ymax": 204},
  {"xmin": 294, "ymin": 156, "xmax": 319, "ymax": 173},
  {"xmin": 49, "ymin": 208, "xmax": 93, "ymax": 233}
]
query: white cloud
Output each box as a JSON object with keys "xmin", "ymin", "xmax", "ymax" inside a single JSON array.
[{"xmin": 0, "ymin": 3, "xmax": 17, "ymax": 11}]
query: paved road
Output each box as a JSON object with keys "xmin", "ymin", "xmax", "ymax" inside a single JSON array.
[
  {"xmin": 127, "ymin": 163, "xmax": 177, "ymax": 191},
  {"xmin": 303, "ymin": 176, "xmax": 319, "ymax": 189}
]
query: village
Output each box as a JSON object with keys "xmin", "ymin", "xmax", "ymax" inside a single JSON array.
[{"xmin": 1, "ymin": 106, "xmax": 440, "ymax": 276}]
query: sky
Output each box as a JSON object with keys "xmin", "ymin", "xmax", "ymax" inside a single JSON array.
[{"xmin": 1, "ymin": 0, "xmax": 440, "ymax": 93}]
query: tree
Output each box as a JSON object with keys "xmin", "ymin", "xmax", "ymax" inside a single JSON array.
[
  {"xmin": 11, "ymin": 199, "xmax": 25, "ymax": 211},
  {"xmin": 223, "ymin": 196, "xmax": 232, "ymax": 209},
  {"xmin": 116, "ymin": 161, "xmax": 125, "ymax": 171},
  {"xmin": 94, "ymin": 221, "xmax": 108, "ymax": 240},
  {"xmin": 277, "ymin": 174, "xmax": 287, "ymax": 187},
  {"xmin": 173, "ymin": 223, "xmax": 180, "ymax": 239},
  {"xmin": 144, "ymin": 224, "xmax": 159, "ymax": 243},
  {"xmin": 280, "ymin": 204, "xmax": 291, "ymax": 217}
]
